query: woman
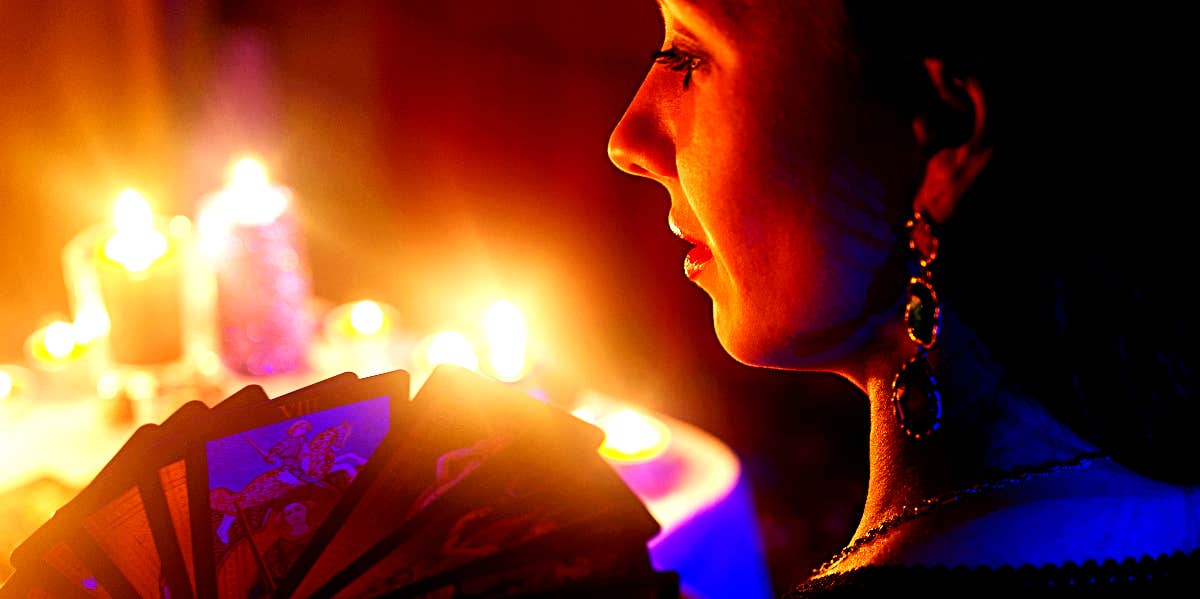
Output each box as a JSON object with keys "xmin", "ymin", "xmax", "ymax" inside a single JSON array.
[{"xmin": 608, "ymin": 0, "xmax": 1199, "ymax": 595}]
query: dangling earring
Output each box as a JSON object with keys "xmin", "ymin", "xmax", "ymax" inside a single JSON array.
[{"xmin": 893, "ymin": 210, "xmax": 942, "ymax": 439}]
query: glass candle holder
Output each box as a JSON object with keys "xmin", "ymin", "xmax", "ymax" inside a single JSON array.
[
  {"xmin": 61, "ymin": 194, "xmax": 201, "ymax": 413},
  {"xmin": 195, "ymin": 158, "xmax": 314, "ymax": 377}
]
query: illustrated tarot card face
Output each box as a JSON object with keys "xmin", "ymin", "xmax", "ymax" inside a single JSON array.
[{"xmin": 200, "ymin": 392, "xmax": 394, "ymax": 599}]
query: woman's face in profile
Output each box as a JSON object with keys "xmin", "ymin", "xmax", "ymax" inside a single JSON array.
[{"xmin": 609, "ymin": 0, "xmax": 922, "ymax": 368}]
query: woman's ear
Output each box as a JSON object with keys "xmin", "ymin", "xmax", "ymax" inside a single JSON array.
[{"xmin": 912, "ymin": 57, "xmax": 993, "ymax": 223}]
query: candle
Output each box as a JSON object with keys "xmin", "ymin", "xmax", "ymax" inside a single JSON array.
[
  {"xmin": 574, "ymin": 405, "xmax": 672, "ymax": 464},
  {"xmin": 0, "ymin": 364, "xmax": 35, "ymax": 414},
  {"xmin": 483, "ymin": 300, "xmax": 531, "ymax": 383},
  {"xmin": 572, "ymin": 392, "xmax": 678, "ymax": 497},
  {"xmin": 198, "ymin": 157, "xmax": 313, "ymax": 376},
  {"xmin": 344, "ymin": 300, "xmax": 393, "ymax": 338},
  {"xmin": 24, "ymin": 320, "xmax": 89, "ymax": 371},
  {"xmin": 318, "ymin": 299, "xmax": 407, "ymax": 376},
  {"xmin": 94, "ymin": 190, "xmax": 185, "ymax": 365}
]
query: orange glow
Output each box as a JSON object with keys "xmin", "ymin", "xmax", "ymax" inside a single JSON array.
[
  {"xmin": 484, "ymin": 300, "xmax": 530, "ymax": 382},
  {"xmin": 103, "ymin": 189, "xmax": 168, "ymax": 273}
]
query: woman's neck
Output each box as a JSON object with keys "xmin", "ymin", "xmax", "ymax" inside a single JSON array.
[{"xmin": 853, "ymin": 306, "xmax": 1098, "ymax": 539}]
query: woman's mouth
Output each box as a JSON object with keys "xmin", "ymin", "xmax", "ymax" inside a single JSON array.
[
  {"xmin": 684, "ymin": 245, "xmax": 713, "ymax": 280},
  {"xmin": 669, "ymin": 215, "xmax": 713, "ymax": 280}
]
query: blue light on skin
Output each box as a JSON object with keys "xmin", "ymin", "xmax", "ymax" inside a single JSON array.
[{"xmin": 82, "ymin": 577, "xmax": 98, "ymax": 590}]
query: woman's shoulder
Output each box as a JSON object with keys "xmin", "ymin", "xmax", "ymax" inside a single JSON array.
[
  {"xmin": 847, "ymin": 460, "xmax": 1200, "ymax": 570},
  {"xmin": 786, "ymin": 549, "xmax": 1200, "ymax": 598},
  {"xmin": 806, "ymin": 463, "xmax": 1200, "ymax": 589}
]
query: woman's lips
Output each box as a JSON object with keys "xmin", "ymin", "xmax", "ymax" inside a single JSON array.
[
  {"xmin": 684, "ymin": 244, "xmax": 713, "ymax": 280},
  {"xmin": 668, "ymin": 214, "xmax": 712, "ymax": 280}
]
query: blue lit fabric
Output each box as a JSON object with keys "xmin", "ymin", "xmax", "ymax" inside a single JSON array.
[{"xmin": 786, "ymin": 549, "xmax": 1200, "ymax": 598}]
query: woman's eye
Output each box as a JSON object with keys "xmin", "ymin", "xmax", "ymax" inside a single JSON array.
[{"xmin": 651, "ymin": 47, "xmax": 703, "ymax": 89}]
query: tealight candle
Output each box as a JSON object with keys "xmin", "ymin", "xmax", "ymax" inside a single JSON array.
[
  {"xmin": 328, "ymin": 300, "xmax": 395, "ymax": 339},
  {"xmin": 572, "ymin": 391, "xmax": 678, "ymax": 497},
  {"xmin": 93, "ymin": 189, "xmax": 186, "ymax": 365},
  {"xmin": 24, "ymin": 320, "xmax": 89, "ymax": 371},
  {"xmin": 197, "ymin": 157, "xmax": 313, "ymax": 376},
  {"xmin": 572, "ymin": 404, "xmax": 672, "ymax": 464},
  {"xmin": 319, "ymin": 300, "xmax": 407, "ymax": 376},
  {"xmin": 0, "ymin": 364, "xmax": 35, "ymax": 414},
  {"xmin": 597, "ymin": 409, "xmax": 672, "ymax": 462}
]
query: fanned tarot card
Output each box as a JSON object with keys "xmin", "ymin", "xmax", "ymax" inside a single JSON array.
[
  {"xmin": 186, "ymin": 371, "xmax": 409, "ymax": 599},
  {"xmin": 3, "ymin": 367, "xmax": 677, "ymax": 599}
]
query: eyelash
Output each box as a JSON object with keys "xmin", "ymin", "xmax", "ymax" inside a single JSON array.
[{"xmin": 651, "ymin": 47, "xmax": 703, "ymax": 89}]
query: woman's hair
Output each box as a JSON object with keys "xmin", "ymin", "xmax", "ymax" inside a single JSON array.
[{"xmin": 843, "ymin": 1, "xmax": 1198, "ymax": 484}]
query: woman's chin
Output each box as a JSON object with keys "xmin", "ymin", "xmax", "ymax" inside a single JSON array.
[
  {"xmin": 712, "ymin": 307, "xmax": 791, "ymax": 369},
  {"xmin": 713, "ymin": 306, "xmax": 868, "ymax": 372}
]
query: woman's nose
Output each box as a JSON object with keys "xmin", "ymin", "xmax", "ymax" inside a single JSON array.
[{"xmin": 607, "ymin": 81, "xmax": 678, "ymax": 181}]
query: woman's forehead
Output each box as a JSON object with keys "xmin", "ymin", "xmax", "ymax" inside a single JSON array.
[
  {"xmin": 659, "ymin": 0, "xmax": 839, "ymax": 39},
  {"xmin": 659, "ymin": 0, "xmax": 747, "ymax": 21}
]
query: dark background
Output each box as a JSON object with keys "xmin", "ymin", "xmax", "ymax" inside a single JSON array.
[{"xmin": 0, "ymin": 1, "xmax": 867, "ymax": 593}]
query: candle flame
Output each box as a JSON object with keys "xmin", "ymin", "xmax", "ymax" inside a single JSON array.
[
  {"xmin": 349, "ymin": 301, "xmax": 386, "ymax": 336},
  {"xmin": 231, "ymin": 158, "xmax": 270, "ymax": 190},
  {"xmin": 113, "ymin": 189, "xmax": 154, "ymax": 232},
  {"xmin": 591, "ymin": 408, "xmax": 671, "ymax": 463},
  {"xmin": 42, "ymin": 321, "xmax": 78, "ymax": 360},
  {"xmin": 421, "ymin": 330, "xmax": 479, "ymax": 372},
  {"xmin": 104, "ymin": 189, "xmax": 168, "ymax": 273},
  {"xmin": 224, "ymin": 157, "xmax": 288, "ymax": 226},
  {"xmin": 0, "ymin": 371, "xmax": 13, "ymax": 400},
  {"xmin": 484, "ymin": 300, "xmax": 529, "ymax": 383}
]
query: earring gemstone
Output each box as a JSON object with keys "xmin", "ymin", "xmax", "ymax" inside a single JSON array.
[
  {"xmin": 906, "ymin": 211, "xmax": 939, "ymax": 270},
  {"xmin": 905, "ymin": 277, "xmax": 940, "ymax": 349},
  {"xmin": 892, "ymin": 353, "xmax": 942, "ymax": 439}
]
